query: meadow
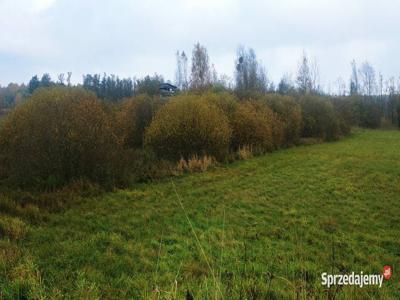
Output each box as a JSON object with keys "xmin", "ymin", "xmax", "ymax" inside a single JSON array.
[{"xmin": 1, "ymin": 129, "xmax": 399, "ymax": 299}]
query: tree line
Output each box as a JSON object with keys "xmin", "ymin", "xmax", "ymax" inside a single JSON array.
[{"xmin": 1, "ymin": 42, "xmax": 400, "ymax": 127}]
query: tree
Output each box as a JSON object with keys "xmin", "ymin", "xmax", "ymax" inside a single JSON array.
[
  {"xmin": 135, "ymin": 74, "xmax": 164, "ymax": 96},
  {"xmin": 181, "ymin": 52, "xmax": 188, "ymax": 90},
  {"xmin": 175, "ymin": 51, "xmax": 189, "ymax": 91},
  {"xmin": 0, "ymin": 83, "xmax": 27, "ymax": 108},
  {"xmin": 190, "ymin": 43, "xmax": 211, "ymax": 90},
  {"xmin": 67, "ymin": 72, "xmax": 72, "ymax": 86},
  {"xmin": 175, "ymin": 51, "xmax": 183, "ymax": 90},
  {"xmin": 387, "ymin": 77, "xmax": 399, "ymax": 125},
  {"xmin": 83, "ymin": 73, "xmax": 134, "ymax": 102},
  {"xmin": 349, "ymin": 60, "xmax": 359, "ymax": 95},
  {"xmin": 28, "ymin": 75, "xmax": 40, "ymax": 94},
  {"xmin": 335, "ymin": 77, "xmax": 346, "ymax": 96},
  {"xmin": 310, "ymin": 57, "xmax": 320, "ymax": 93},
  {"xmin": 278, "ymin": 73, "xmax": 295, "ymax": 95},
  {"xmin": 40, "ymin": 73, "xmax": 53, "ymax": 87},
  {"xmin": 57, "ymin": 73, "xmax": 65, "ymax": 85},
  {"xmin": 378, "ymin": 72, "xmax": 383, "ymax": 99},
  {"xmin": 358, "ymin": 61, "xmax": 376, "ymax": 96},
  {"xmin": 212, "ymin": 74, "xmax": 233, "ymax": 91},
  {"xmin": 235, "ymin": 46, "xmax": 268, "ymax": 94},
  {"xmin": 296, "ymin": 52, "xmax": 312, "ymax": 94}
]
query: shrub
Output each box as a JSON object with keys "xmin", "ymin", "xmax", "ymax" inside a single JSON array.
[
  {"xmin": 356, "ymin": 97, "xmax": 382, "ymax": 129},
  {"xmin": 118, "ymin": 149, "xmax": 177, "ymax": 182},
  {"xmin": 332, "ymin": 95, "xmax": 381, "ymax": 130},
  {"xmin": 145, "ymin": 96, "xmax": 231, "ymax": 161},
  {"xmin": 331, "ymin": 96, "xmax": 358, "ymax": 127},
  {"xmin": 237, "ymin": 145, "xmax": 253, "ymax": 160},
  {"xmin": 0, "ymin": 87, "xmax": 119, "ymax": 187},
  {"xmin": 117, "ymin": 94, "xmax": 163, "ymax": 148},
  {"xmin": 331, "ymin": 97, "xmax": 354, "ymax": 136},
  {"xmin": 231, "ymin": 101, "xmax": 283, "ymax": 153},
  {"xmin": 177, "ymin": 155, "xmax": 216, "ymax": 173},
  {"xmin": 299, "ymin": 95, "xmax": 340, "ymax": 141},
  {"xmin": 263, "ymin": 94, "xmax": 303, "ymax": 146},
  {"xmin": 201, "ymin": 91, "xmax": 238, "ymax": 121}
]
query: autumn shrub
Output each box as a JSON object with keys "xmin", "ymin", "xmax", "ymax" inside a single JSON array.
[
  {"xmin": 299, "ymin": 95, "xmax": 340, "ymax": 141},
  {"xmin": 231, "ymin": 101, "xmax": 283, "ymax": 153},
  {"xmin": 144, "ymin": 96, "xmax": 231, "ymax": 161},
  {"xmin": 0, "ymin": 87, "xmax": 119, "ymax": 187},
  {"xmin": 263, "ymin": 94, "xmax": 303, "ymax": 146},
  {"xmin": 117, "ymin": 94, "xmax": 163, "ymax": 148},
  {"xmin": 201, "ymin": 91, "xmax": 238, "ymax": 122},
  {"xmin": 237, "ymin": 145, "xmax": 253, "ymax": 160},
  {"xmin": 177, "ymin": 155, "xmax": 216, "ymax": 173}
]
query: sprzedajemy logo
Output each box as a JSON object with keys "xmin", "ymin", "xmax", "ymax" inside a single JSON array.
[{"xmin": 321, "ymin": 266, "xmax": 392, "ymax": 288}]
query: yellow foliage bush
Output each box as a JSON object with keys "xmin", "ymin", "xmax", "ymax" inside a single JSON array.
[
  {"xmin": 117, "ymin": 94, "xmax": 163, "ymax": 148},
  {"xmin": 231, "ymin": 101, "xmax": 283, "ymax": 153},
  {"xmin": 0, "ymin": 87, "xmax": 119, "ymax": 187},
  {"xmin": 200, "ymin": 91, "xmax": 238, "ymax": 121},
  {"xmin": 262, "ymin": 94, "xmax": 303, "ymax": 146},
  {"xmin": 145, "ymin": 96, "xmax": 232, "ymax": 161}
]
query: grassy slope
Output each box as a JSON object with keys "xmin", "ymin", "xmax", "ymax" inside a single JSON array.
[{"xmin": 2, "ymin": 130, "xmax": 400, "ymax": 299}]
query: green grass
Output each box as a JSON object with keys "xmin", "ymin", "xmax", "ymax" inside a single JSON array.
[{"xmin": 1, "ymin": 129, "xmax": 400, "ymax": 299}]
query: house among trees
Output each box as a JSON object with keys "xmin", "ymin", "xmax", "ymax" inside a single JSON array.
[{"xmin": 159, "ymin": 83, "xmax": 178, "ymax": 96}]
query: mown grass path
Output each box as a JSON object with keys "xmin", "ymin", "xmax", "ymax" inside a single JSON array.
[{"xmin": 6, "ymin": 130, "xmax": 400, "ymax": 299}]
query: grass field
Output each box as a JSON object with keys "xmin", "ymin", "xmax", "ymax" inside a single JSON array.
[{"xmin": 1, "ymin": 129, "xmax": 400, "ymax": 299}]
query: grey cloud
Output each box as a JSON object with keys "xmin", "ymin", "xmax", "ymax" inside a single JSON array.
[{"xmin": 1, "ymin": 0, "xmax": 399, "ymax": 88}]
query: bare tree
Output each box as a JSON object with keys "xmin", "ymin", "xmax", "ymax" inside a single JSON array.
[
  {"xmin": 57, "ymin": 73, "xmax": 65, "ymax": 85},
  {"xmin": 211, "ymin": 63, "xmax": 218, "ymax": 85},
  {"xmin": 386, "ymin": 76, "xmax": 397, "ymax": 123},
  {"xmin": 310, "ymin": 56, "xmax": 320, "ymax": 93},
  {"xmin": 218, "ymin": 74, "xmax": 233, "ymax": 90},
  {"xmin": 67, "ymin": 72, "xmax": 72, "ymax": 86},
  {"xmin": 358, "ymin": 61, "xmax": 376, "ymax": 96},
  {"xmin": 397, "ymin": 76, "xmax": 400, "ymax": 93},
  {"xmin": 378, "ymin": 72, "xmax": 383, "ymax": 99},
  {"xmin": 181, "ymin": 52, "xmax": 188, "ymax": 90},
  {"xmin": 349, "ymin": 60, "xmax": 359, "ymax": 95},
  {"xmin": 190, "ymin": 43, "xmax": 211, "ymax": 90},
  {"xmin": 175, "ymin": 51, "xmax": 183, "ymax": 89},
  {"xmin": 296, "ymin": 52, "xmax": 312, "ymax": 94},
  {"xmin": 336, "ymin": 77, "xmax": 346, "ymax": 96},
  {"xmin": 235, "ymin": 46, "xmax": 268, "ymax": 93},
  {"xmin": 386, "ymin": 76, "xmax": 396, "ymax": 95},
  {"xmin": 174, "ymin": 51, "xmax": 189, "ymax": 90}
]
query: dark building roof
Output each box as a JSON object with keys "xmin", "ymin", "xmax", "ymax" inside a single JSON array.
[
  {"xmin": 159, "ymin": 83, "xmax": 178, "ymax": 91},
  {"xmin": 159, "ymin": 83, "xmax": 178, "ymax": 97}
]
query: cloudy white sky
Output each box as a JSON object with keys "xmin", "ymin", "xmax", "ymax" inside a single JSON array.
[{"xmin": 1, "ymin": 0, "xmax": 399, "ymax": 90}]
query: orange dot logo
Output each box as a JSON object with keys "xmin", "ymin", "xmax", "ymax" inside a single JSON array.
[{"xmin": 383, "ymin": 266, "xmax": 392, "ymax": 280}]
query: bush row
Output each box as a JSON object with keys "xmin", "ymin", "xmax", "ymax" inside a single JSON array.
[{"xmin": 0, "ymin": 87, "xmax": 352, "ymax": 188}]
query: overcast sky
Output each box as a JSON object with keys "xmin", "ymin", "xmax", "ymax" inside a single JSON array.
[{"xmin": 1, "ymin": 0, "xmax": 399, "ymax": 91}]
